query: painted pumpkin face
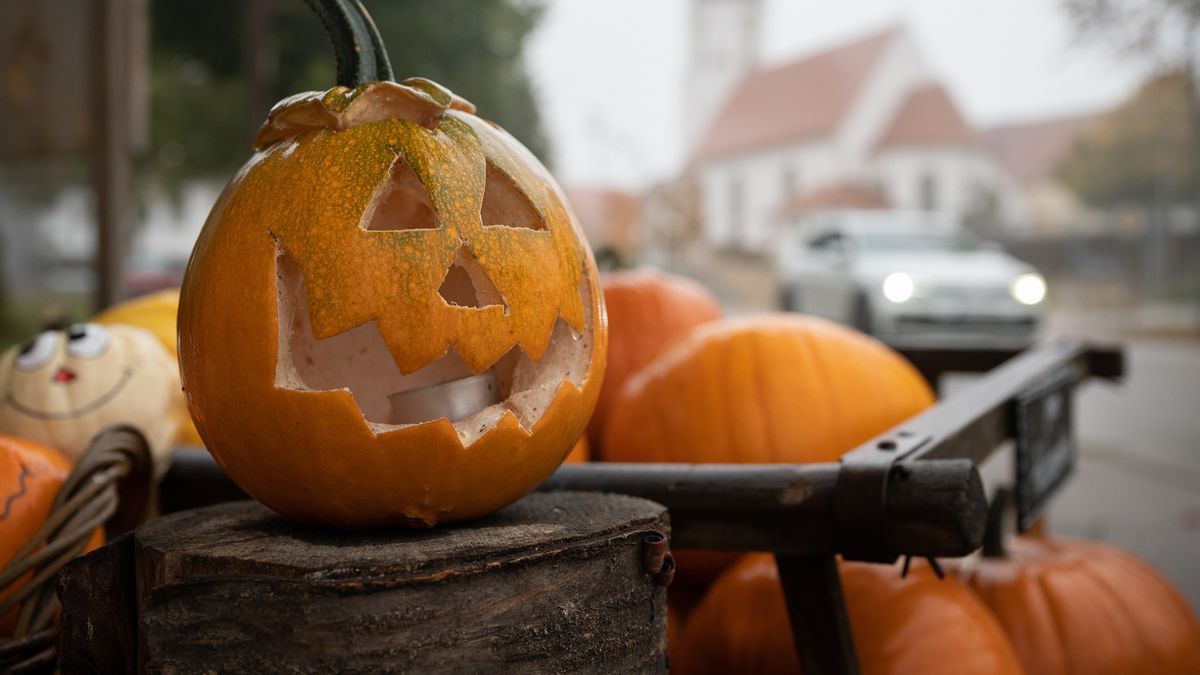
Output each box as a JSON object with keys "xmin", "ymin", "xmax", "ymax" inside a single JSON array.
[
  {"xmin": 0, "ymin": 324, "xmax": 181, "ymax": 470},
  {"xmin": 179, "ymin": 80, "xmax": 607, "ymax": 529}
]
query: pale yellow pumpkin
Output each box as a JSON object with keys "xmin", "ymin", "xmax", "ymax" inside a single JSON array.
[
  {"xmin": 94, "ymin": 289, "xmax": 203, "ymax": 446},
  {"xmin": 0, "ymin": 323, "xmax": 182, "ymax": 472}
]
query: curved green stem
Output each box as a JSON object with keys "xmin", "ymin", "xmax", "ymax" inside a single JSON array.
[{"xmin": 301, "ymin": 0, "xmax": 394, "ymax": 86}]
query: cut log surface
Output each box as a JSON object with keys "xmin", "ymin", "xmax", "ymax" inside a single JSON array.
[{"xmin": 60, "ymin": 492, "xmax": 670, "ymax": 674}]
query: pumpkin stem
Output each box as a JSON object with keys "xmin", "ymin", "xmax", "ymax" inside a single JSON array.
[
  {"xmin": 981, "ymin": 487, "xmax": 1011, "ymax": 558},
  {"xmin": 301, "ymin": 0, "xmax": 395, "ymax": 86}
]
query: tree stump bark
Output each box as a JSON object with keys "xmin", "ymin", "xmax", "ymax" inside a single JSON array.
[{"xmin": 58, "ymin": 492, "xmax": 670, "ymax": 674}]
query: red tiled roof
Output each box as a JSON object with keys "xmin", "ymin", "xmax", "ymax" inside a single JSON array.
[
  {"xmin": 691, "ymin": 27, "xmax": 899, "ymax": 162},
  {"xmin": 876, "ymin": 84, "xmax": 975, "ymax": 149},
  {"xmin": 980, "ymin": 113, "xmax": 1102, "ymax": 186},
  {"xmin": 777, "ymin": 183, "xmax": 889, "ymax": 218}
]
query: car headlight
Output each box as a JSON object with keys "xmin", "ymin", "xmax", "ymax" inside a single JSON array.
[
  {"xmin": 882, "ymin": 272, "xmax": 914, "ymax": 303},
  {"xmin": 1010, "ymin": 273, "xmax": 1046, "ymax": 305}
]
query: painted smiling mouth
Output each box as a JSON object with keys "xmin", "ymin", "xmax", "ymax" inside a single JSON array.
[
  {"xmin": 272, "ymin": 246, "xmax": 593, "ymax": 447},
  {"xmin": 4, "ymin": 365, "xmax": 136, "ymax": 421}
]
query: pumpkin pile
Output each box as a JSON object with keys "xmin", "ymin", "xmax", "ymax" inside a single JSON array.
[
  {"xmin": 676, "ymin": 554, "xmax": 1026, "ymax": 675},
  {"xmin": 585, "ymin": 271, "xmax": 1200, "ymax": 673}
]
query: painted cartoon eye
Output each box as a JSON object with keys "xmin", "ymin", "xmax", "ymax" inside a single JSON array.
[
  {"xmin": 15, "ymin": 331, "xmax": 60, "ymax": 371},
  {"xmin": 65, "ymin": 324, "xmax": 112, "ymax": 359}
]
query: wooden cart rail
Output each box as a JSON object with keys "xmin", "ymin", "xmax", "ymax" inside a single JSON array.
[{"xmin": 156, "ymin": 340, "xmax": 1122, "ymax": 675}]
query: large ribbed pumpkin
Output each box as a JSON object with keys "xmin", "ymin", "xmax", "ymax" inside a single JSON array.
[
  {"xmin": 958, "ymin": 535, "xmax": 1200, "ymax": 674},
  {"xmin": 179, "ymin": 79, "xmax": 606, "ymax": 529},
  {"xmin": 589, "ymin": 268, "xmax": 720, "ymax": 451},
  {"xmin": 676, "ymin": 554, "xmax": 1026, "ymax": 675},
  {"xmin": 602, "ymin": 314, "xmax": 933, "ymax": 464},
  {"xmin": 94, "ymin": 288, "xmax": 202, "ymax": 446}
]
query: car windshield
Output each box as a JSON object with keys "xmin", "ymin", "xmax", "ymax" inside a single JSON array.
[{"xmin": 857, "ymin": 230, "xmax": 980, "ymax": 252}]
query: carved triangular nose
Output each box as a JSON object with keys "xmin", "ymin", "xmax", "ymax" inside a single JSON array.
[{"xmin": 438, "ymin": 245, "xmax": 507, "ymax": 310}]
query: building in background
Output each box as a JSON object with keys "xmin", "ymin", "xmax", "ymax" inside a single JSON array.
[
  {"xmin": 564, "ymin": 187, "xmax": 644, "ymax": 269},
  {"xmin": 684, "ymin": 18, "xmax": 1028, "ymax": 253},
  {"xmin": 981, "ymin": 114, "xmax": 1113, "ymax": 236}
]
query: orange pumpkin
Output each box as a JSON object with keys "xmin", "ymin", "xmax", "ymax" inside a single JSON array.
[
  {"xmin": 958, "ymin": 535, "xmax": 1200, "ymax": 675},
  {"xmin": 589, "ymin": 268, "xmax": 720, "ymax": 451},
  {"xmin": 602, "ymin": 314, "xmax": 933, "ymax": 465},
  {"xmin": 0, "ymin": 435, "xmax": 86, "ymax": 634},
  {"xmin": 605, "ymin": 313, "xmax": 932, "ymax": 587},
  {"xmin": 94, "ymin": 288, "xmax": 203, "ymax": 446},
  {"xmin": 179, "ymin": 78, "xmax": 606, "ymax": 529},
  {"xmin": 676, "ymin": 554, "xmax": 1026, "ymax": 675},
  {"xmin": 563, "ymin": 436, "xmax": 589, "ymax": 464}
]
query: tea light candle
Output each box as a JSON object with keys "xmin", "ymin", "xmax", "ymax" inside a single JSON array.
[{"xmin": 388, "ymin": 371, "xmax": 500, "ymax": 425}]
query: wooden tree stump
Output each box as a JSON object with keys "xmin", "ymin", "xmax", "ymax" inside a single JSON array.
[{"xmin": 58, "ymin": 492, "xmax": 670, "ymax": 674}]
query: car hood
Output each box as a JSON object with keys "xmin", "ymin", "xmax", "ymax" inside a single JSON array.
[{"xmin": 853, "ymin": 250, "xmax": 1033, "ymax": 286}]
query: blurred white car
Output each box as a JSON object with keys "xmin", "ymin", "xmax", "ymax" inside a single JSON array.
[{"xmin": 775, "ymin": 211, "xmax": 1045, "ymax": 345}]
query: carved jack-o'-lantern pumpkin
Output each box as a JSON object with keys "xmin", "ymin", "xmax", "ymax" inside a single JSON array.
[
  {"xmin": 0, "ymin": 324, "xmax": 181, "ymax": 471},
  {"xmin": 178, "ymin": 4, "xmax": 606, "ymax": 529}
]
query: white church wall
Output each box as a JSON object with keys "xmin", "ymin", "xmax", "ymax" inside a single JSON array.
[
  {"xmin": 873, "ymin": 147, "xmax": 1029, "ymax": 227},
  {"xmin": 698, "ymin": 140, "xmax": 838, "ymax": 250}
]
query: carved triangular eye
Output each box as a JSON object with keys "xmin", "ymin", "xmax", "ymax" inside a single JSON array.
[
  {"xmin": 438, "ymin": 244, "xmax": 507, "ymax": 310},
  {"xmin": 363, "ymin": 157, "xmax": 440, "ymax": 231},
  {"xmin": 481, "ymin": 162, "xmax": 546, "ymax": 230}
]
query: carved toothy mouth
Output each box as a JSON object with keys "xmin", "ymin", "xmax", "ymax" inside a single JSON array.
[{"xmin": 272, "ymin": 245, "xmax": 592, "ymax": 446}]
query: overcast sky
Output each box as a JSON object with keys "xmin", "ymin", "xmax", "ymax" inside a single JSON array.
[{"xmin": 525, "ymin": 0, "xmax": 1152, "ymax": 190}]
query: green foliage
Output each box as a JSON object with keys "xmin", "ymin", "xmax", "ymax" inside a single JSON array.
[
  {"xmin": 1058, "ymin": 72, "xmax": 1198, "ymax": 207},
  {"xmin": 147, "ymin": 0, "xmax": 548, "ymax": 185}
]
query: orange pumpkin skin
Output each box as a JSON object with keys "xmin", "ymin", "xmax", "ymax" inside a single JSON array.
[
  {"xmin": 676, "ymin": 554, "xmax": 1026, "ymax": 675},
  {"xmin": 605, "ymin": 313, "xmax": 932, "ymax": 586},
  {"xmin": 589, "ymin": 268, "xmax": 720, "ymax": 452},
  {"xmin": 602, "ymin": 313, "xmax": 933, "ymax": 465},
  {"xmin": 179, "ymin": 81, "xmax": 606, "ymax": 529},
  {"xmin": 563, "ymin": 436, "xmax": 589, "ymax": 464},
  {"xmin": 1, "ymin": 435, "xmax": 72, "ymax": 634},
  {"xmin": 958, "ymin": 536, "xmax": 1200, "ymax": 675}
]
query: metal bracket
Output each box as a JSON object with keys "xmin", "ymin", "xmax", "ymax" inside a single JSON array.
[{"xmin": 834, "ymin": 432, "xmax": 930, "ymax": 563}]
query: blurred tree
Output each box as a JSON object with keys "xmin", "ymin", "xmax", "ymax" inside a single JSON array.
[
  {"xmin": 147, "ymin": 0, "xmax": 548, "ymax": 187},
  {"xmin": 1060, "ymin": 0, "xmax": 1200, "ymax": 210},
  {"xmin": 1058, "ymin": 72, "xmax": 1195, "ymax": 206}
]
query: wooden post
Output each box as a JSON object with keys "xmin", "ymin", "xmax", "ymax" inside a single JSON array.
[
  {"xmin": 58, "ymin": 492, "xmax": 670, "ymax": 673},
  {"xmin": 94, "ymin": 0, "xmax": 131, "ymax": 311}
]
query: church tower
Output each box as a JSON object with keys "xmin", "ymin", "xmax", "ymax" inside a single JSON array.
[{"xmin": 684, "ymin": 0, "xmax": 763, "ymax": 150}]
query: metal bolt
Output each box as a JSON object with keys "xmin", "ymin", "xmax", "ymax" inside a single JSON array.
[
  {"xmin": 653, "ymin": 553, "xmax": 676, "ymax": 587},
  {"xmin": 641, "ymin": 531, "xmax": 668, "ymax": 575}
]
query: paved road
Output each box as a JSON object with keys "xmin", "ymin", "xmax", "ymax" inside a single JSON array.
[{"xmin": 966, "ymin": 338, "xmax": 1200, "ymax": 612}]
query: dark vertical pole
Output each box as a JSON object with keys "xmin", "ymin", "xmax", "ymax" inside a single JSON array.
[
  {"xmin": 244, "ymin": 0, "xmax": 278, "ymax": 142},
  {"xmin": 95, "ymin": 0, "xmax": 130, "ymax": 311},
  {"xmin": 775, "ymin": 554, "xmax": 860, "ymax": 675}
]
